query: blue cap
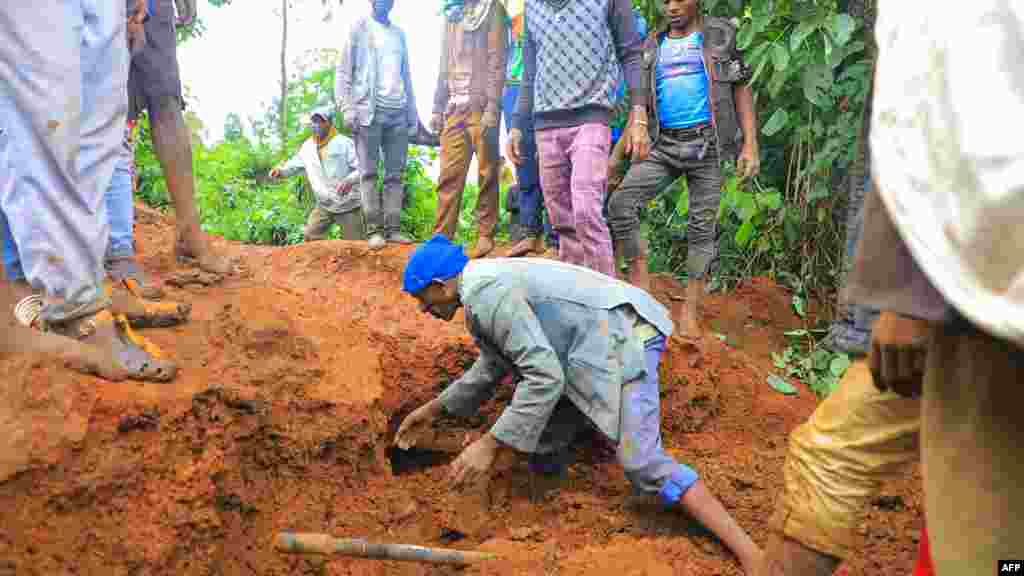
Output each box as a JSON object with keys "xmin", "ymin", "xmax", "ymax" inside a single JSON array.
[{"xmin": 402, "ymin": 235, "xmax": 470, "ymax": 295}]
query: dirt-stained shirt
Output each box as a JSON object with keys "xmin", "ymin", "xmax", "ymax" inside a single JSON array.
[{"xmin": 437, "ymin": 259, "xmax": 673, "ymax": 453}]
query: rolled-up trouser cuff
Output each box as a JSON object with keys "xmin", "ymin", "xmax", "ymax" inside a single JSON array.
[
  {"xmin": 619, "ymin": 229, "xmax": 645, "ymax": 263},
  {"xmin": 657, "ymin": 465, "xmax": 700, "ymax": 506}
]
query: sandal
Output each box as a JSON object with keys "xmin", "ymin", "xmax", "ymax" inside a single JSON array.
[
  {"xmin": 106, "ymin": 258, "xmax": 165, "ymax": 300},
  {"xmin": 58, "ymin": 310, "xmax": 177, "ymax": 383},
  {"xmin": 108, "ymin": 282, "xmax": 191, "ymax": 329}
]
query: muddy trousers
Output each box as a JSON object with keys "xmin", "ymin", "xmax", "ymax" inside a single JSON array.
[
  {"xmin": 606, "ymin": 125, "xmax": 721, "ymax": 279},
  {"xmin": 774, "ymin": 325, "xmax": 1024, "ymax": 575},
  {"xmin": 356, "ymin": 107, "xmax": 408, "ymax": 237},
  {"xmin": 772, "ymin": 361, "xmax": 920, "ymax": 560},
  {"xmin": 536, "ymin": 124, "xmax": 615, "ymax": 277},
  {"xmin": 303, "ymin": 207, "xmax": 365, "ymax": 242},
  {"xmin": 0, "ymin": 1, "xmax": 127, "ymax": 308},
  {"xmin": 434, "ymin": 111, "xmax": 499, "ymax": 241},
  {"xmin": 535, "ymin": 336, "xmax": 699, "ymax": 505}
]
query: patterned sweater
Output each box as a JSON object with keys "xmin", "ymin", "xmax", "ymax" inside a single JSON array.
[{"xmin": 514, "ymin": 0, "xmax": 646, "ymax": 131}]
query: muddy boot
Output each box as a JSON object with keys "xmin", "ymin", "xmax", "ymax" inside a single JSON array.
[
  {"xmin": 469, "ymin": 236, "xmax": 494, "ymax": 259},
  {"xmin": 626, "ymin": 256, "xmax": 651, "ymax": 291},
  {"xmin": 367, "ymin": 233, "xmax": 387, "ymax": 251},
  {"xmin": 507, "ymin": 235, "xmax": 544, "ymax": 258}
]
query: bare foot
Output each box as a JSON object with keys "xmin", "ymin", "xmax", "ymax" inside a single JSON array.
[
  {"xmin": 175, "ymin": 232, "xmax": 239, "ymax": 276},
  {"xmin": 56, "ymin": 311, "xmax": 177, "ymax": 382},
  {"xmin": 468, "ymin": 236, "xmax": 495, "ymax": 259},
  {"xmin": 506, "ymin": 236, "xmax": 544, "ymax": 258}
]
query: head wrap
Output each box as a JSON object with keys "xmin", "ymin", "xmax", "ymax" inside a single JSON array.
[{"xmin": 402, "ymin": 235, "xmax": 470, "ymax": 295}]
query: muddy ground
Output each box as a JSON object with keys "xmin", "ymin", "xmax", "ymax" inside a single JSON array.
[{"xmin": 0, "ymin": 206, "xmax": 922, "ymax": 575}]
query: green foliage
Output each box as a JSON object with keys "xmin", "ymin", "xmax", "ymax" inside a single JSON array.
[{"xmin": 772, "ymin": 328, "xmax": 852, "ymax": 397}]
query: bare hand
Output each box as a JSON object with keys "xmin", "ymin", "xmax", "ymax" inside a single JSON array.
[
  {"xmin": 394, "ymin": 399, "xmax": 442, "ymax": 450},
  {"xmin": 506, "ymin": 128, "xmax": 523, "ymax": 165},
  {"xmin": 448, "ymin": 434, "xmax": 499, "ymax": 489},
  {"xmin": 625, "ymin": 107, "xmax": 651, "ymax": 163},
  {"xmin": 738, "ymin": 145, "xmax": 761, "ymax": 180},
  {"xmin": 430, "ymin": 113, "xmax": 445, "ymax": 135},
  {"xmin": 868, "ymin": 312, "xmax": 931, "ymax": 397}
]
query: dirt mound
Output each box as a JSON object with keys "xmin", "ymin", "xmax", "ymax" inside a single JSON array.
[{"xmin": 0, "ymin": 207, "xmax": 922, "ymax": 575}]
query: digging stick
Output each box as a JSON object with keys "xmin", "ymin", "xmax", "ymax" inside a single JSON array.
[{"xmin": 275, "ymin": 533, "xmax": 499, "ymax": 565}]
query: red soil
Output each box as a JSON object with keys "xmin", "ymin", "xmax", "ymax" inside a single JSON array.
[{"xmin": 0, "ymin": 206, "xmax": 922, "ymax": 575}]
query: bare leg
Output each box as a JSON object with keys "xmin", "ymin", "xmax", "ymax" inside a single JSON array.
[
  {"xmin": 680, "ymin": 480, "xmax": 763, "ymax": 575},
  {"xmin": 684, "ymin": 278, "xmax": 704, "ymax": 337},
  {"xmin": 757, "ymin": 533, "xmax": 840, "ymax": 576},
  {"xmin": 149, "ymin": 97, "xmax": 233, "ymax": 275}
]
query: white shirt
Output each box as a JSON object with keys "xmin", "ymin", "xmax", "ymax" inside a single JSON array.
[
  {"xmin": 871, "ymin": 1, "xmax": 1024, "ymax": 346},
  {"xmin": 369, "ymin": 19, "xmax": 407, "ymax": 110}
]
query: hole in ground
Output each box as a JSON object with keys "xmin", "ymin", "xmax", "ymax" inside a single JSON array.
[{"xmin": 387, "ymin": 446, "xmax": 451, "ymax": 476}]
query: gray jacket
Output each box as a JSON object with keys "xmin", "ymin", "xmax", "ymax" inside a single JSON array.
[
  {"xmin": 438, "ymin": 259, "xmax": 673, "ymax": 453},
  {"xmin": 335, "ymin": 16, "xmax": 419, "ymax": 129}
]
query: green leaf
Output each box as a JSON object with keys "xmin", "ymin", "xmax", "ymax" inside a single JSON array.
[
  {"xmin": 792, "ymin": 295, "xmax": 806, "ymax": 318},
  {"xmin": 802, "ymin": 64, "xmax": 833, "ymax": 107},
  {"xmin": 809, "ymin": 181, "xmax": 831, "ymax": 201},
  {"xmin": 735, "ymin": 219, "xmax": 756, "ymax": 248},
  {"xmin": 791, "ymin": 20, "xmax": 817, "ymax": 52},
  {"xmin": 771, "ymin": 43, "xmax": 790, "ymax": 73},
  {"xmin": 768, "ymin": 374, "xmax": 799, "ymax": 396},
  {"xmin": 760, "ymin": 191, "xmax": 783, "ymax": 211},
  {"xmin": 831, "ymin": 13, "xmax": 856, "ymax": 47},
  {"xmin": 737, "ymin": 22, "xmax": 755, "ymax": 50},
  {"xmin": 784, "ymin": 329, "xmax": 809, "ymax": 338},
  {"xmin": 762, "ymin": 108, "xmax": 790, "ymax": 137},
  {"xmin": 829, "ymin": 354, "xmax": 852, "ymax": 377}
]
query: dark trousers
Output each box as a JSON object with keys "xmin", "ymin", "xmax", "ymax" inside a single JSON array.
[
  {"xmin": 355, "ymin": 107, "xmax": 409, "ymax": 236},
  {"xmin": 503, "ymin": 85, "xmax": 555, "ymax": 243},
  {"xmin": 607, "ymin": 124, "xmax": 721, "ymax": 278}
]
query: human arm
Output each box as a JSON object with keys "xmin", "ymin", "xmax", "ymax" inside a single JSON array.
[
  {"xmin": 336, "ymin": 22, "xmax": 358, "ymax": 127},
  {"xmin": 482, "ymin": 2, "xmax": 509, "ymax": 132},
  {"xmin": 271, "ymin": 151, "xmax": 306, "ymax": 179},
  {"xmin": 609, "ymin": 0, "xmax": 649, "ymax": 161},
  {"xmin": 734, "ymin": 83, "xmax": 760, "ymax": 178}
]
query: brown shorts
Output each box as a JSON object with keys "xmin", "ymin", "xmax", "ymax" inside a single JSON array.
[{"xmin": 128, "ymin": 0, "xmax": 184, "ymax": 120}]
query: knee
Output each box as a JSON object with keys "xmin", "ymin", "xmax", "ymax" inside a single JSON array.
[{"xmin": 606, "ymin": 190, "xmax": 635, "ymax": 229}]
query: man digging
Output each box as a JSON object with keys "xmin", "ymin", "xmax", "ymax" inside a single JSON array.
[{"xmin": 394, "ymin": 235, "xmax": 763, "ymax": 574}]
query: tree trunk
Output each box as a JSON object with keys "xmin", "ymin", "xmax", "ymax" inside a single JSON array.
[{"xmin": 279, "ymin": 0, "xmax": 289, "ymax": 147}]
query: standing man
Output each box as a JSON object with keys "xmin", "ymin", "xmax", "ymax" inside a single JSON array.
[
  {"xmin": 337, "ymin": 0, "xmax": 420, "ymax": 251},
  {"xmin": 606, "ymin": 0, "xmax": 759, "ymax": 337},
  {"xmin": 0, "ymin": 0, "xmax": 176, "ymax": 382},
  {"xmin": 129, "ymin": 0, "xmax": 236, "ymax": 275},
  {"xmin": 269, "ymin": 110, "xmax": 364, "ymax": 242},
  {"xmin": 395, "ymin": 236, "xmax": 763, "ymax": 574},
  {"xmin": 431, "ymin": 0, "xmax": 508, "ymax": 258},
  {"xmin": 508, "ymin": 0, "xmax": 650, "ymax": 277},
  {"xmin": 502, "ymin": 0, "xmax": 553, "ymax": 258},
  {"xmin": 759, "ymin": 2, "xmax": 1024, "ymax": 574}
]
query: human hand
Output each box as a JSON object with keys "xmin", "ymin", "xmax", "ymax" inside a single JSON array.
[
  {"xmin": 869, "ymin": 311, "xmax": 931, "ymax": 397},
  {"xmin": 448, "ymin": 433, "xmax": 499, "ymax": 489},
  {"xmin": 506, "ymin": 128, "xmax": 523, "ymax": 166},
  {"xmin": 625, "ymin": 106, "xmax": 651, "ymax": 163},
  {"xmin": 430, "ymin": 113, "xmax": 445, "ymax": 135},
  {"xmin": 738, "ymin": 144, "xmax": 761, "ymax": 180},
  {"xmin": 269, "ymin": 168, "xmax": 282, "ymax": 180},
  {"xmin": 394, "ymin": 399, "xmax": 443, "ymax": 450}
]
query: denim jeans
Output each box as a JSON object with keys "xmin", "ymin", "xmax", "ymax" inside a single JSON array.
[
  {"xmin": 355, "ymin": 106, "xmax": 409, "ymax": 236},
  {"xmin": 105, "ymin": 151, "xmax": 135, "ymax": 260},
  {"xmin": 503, "ymin": 85, "xmax": 556, "ymax": 243}
]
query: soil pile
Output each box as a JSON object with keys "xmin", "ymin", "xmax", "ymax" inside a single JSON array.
[{"xmin": 0, "ymin": 206, "xmax": 922, "ymax": 575}]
